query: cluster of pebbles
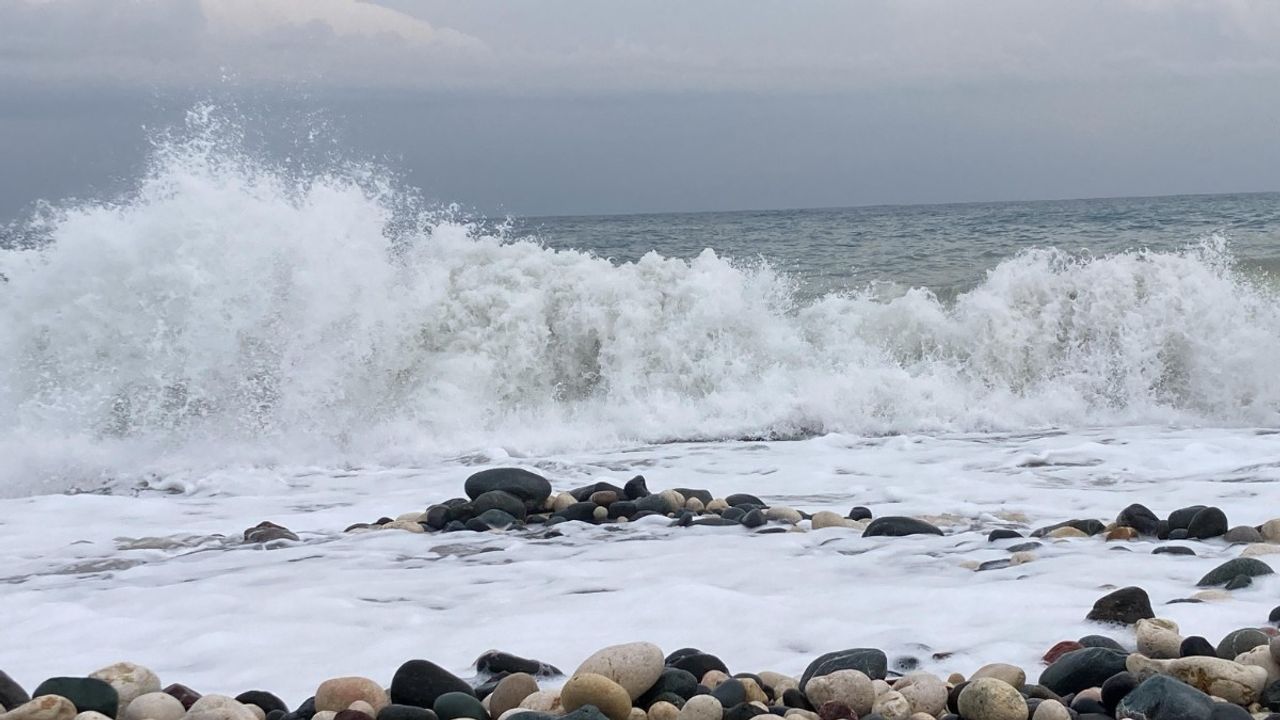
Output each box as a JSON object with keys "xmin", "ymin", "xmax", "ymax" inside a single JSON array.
[
  {"xmin": 246, "ymin": 469, "xmax": 1280, "ymax": 592},
  {"xmin": 246, "ymin": 469, "xmax": 1280, "ymax": 552},
  {"xmin": 22, "ymin": 468, "xmax": 1270, "ymax": 720},
  {"xmin": 4, "ymin": 623, "xmax": 1280, "ymax": 720}
]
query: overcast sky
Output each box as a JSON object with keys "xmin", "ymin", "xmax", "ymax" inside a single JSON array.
[{"xmin": 2, "ymin": 0, "xmax": 1280, "ymax": 217}]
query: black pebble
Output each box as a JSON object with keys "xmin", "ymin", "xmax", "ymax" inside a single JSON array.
[
  {"xmin": 1187, "ymin": 506, "xmax": 1228, "ymax": 539},
  {"xmin": 553, "ymin": 502, "xmax": 600, "ymax": 523},
  {"xmin": 624, "ymin": 475, "xmax": 651, "ymax": 499},
  {"xmin": 987, "ymin": 529, "xmax": 1022, "ymax": 542},
  {"xmin": 946, "ymin": 681, "xmax": 968, "ymax": 714},
  {"xmin": 639, "ymin": 668, "xmax": 699, "ymax": 706},
  {"xmin": 472, "ymin": 674, "xmax": 507, "ymax": 701},
  {"xmin": 1085, "ymin": 586, "xmax": 1155, "ymax": 625},
  {"xmin": 1168, "ymin": 505, "xmax": 1208, "ymax": 530},
  {"xmin": 1180, "ymin": 636, "xmax": 1217, "ymax": 658},
  {"xmin": 0, "ymin": 671, "xmax": 30, "ymax": 712},
  {"xmin": 295, "ymin": 697, "xmax": 317, "ymax": 720},
  {"xmin": 741, "ymin": 509, "xmax": 767, "ymax": 528},
  {"xmin": 723, "ymin": 703, "xmax": 767, "ymax": 720},
  {"xmin": 378, "ymin": 706, "xmax": 438, "ymax": 720},
  {"xmin": 726, "ymin": 493, "xmax": 767, "ymax": 508},
  {"xmin": 847, "ymin": 507, "xmax": 872, "ymax": 521},
  {"xmin": 1152, "ymin": 545, "xmax": 1196, "ymax": 556},
  {"xmin": 1225, "ymin": 574, "xmax": 1253, "ymax": 590},
  {"xmin": 1260, "ymin": 679, "xmax": 1280, "ymax": 711},
  {"xmin": 674, "ymin": 488, "xmax": 714, "ymax": 505},
  {"xmin": 862, "ymin": 517, "xmax": 943, "ymax": 537},
  {"xmin": 267, "ymin": 711, "xmax": 287, "ymax": 720},
  {"xmin": 781, "ymin": 689, "xmax": 812, "ymax": 711},
  {"xmin": 608, "ymin": 501, "xmax": 638, "ymax": 519},
  {"xmin": 712, "ymin": 679, "xmax": 746, "ymax": 708},
  {"xmin": 1198, "ymin": 557, "xmax": 1274, "ymax": 587},
  {"xmin": 237, "ymin": 692, "xmax": 289, "ymax": 716},
  {"xmin": 475, "ymin": 651, "xmax": 562, "ymax": 678},
  {"xmin": 1168, "ymin": 529, "xmax": 1190, "ymax": 540},
  {"xmin": 1100, "ymin": 671, "xmax": 1137, "ymax": 714},
  {"xmin": 390, "ymin": 660, "xmax": 475, "ymax": 709},
  {"xmin": 722, "ymin": 507, "xmax": 747, "ymax": 522},
  {"xmin": 1210, "ymin": 703, "xmax": 1255, "ymax": 720},
  {"xmin": 1071, "ymin": 697, "xmax": 1107, "ymax": 714},
  {"xmin": 666, "ymin": 649, "xmax": 729, "ymax": 680},
  {"xmin": 1077, "ymin": 635, "xmax": 1127, "ymax": 652},
  {"xmin": 1008, "ymin": 541, "xmax": 1041, "ymax": 553},
  {"xmin": 32, "ymin": 678, "xmax": 118, "ymax": 718},
  {"xmin": 1269, "ymin": 605, "xmax": 1280, "ymax": 625},
  {"xmin": 1116, "ymin": 503, "xmax": 1160, "ymax": 535}
]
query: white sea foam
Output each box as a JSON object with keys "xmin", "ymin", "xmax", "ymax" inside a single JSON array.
[{"xmin": 2, "ymin": 109, "xmax": 1278, "ymax": 496}]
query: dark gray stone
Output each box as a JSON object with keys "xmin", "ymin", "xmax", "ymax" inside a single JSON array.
[
  {"xmin": 1086, "ymin": 586, "xmax": 1155, "ymax": 625},
  {"xmin": 0, "ymin": 671, "xmax": 30, "ymax": 712},
  {"xmin": 1101, "ymin": 671, "xmax": 1138, "ymax": 714},
  {"xmin": 1115, "ymin": 674, "xmax": 1215, "ymax": 720},
  {"xmin": 1225, "ymin": 575, "xmax": 1254, "ymax": 590},
  {"xmin": 800, "ymin": 648, "xmax": 888, "ymax": 686},
  {"xmin": 1038, "ymin": 647, "xmax": 1128, "ymax": 696},
  {"xmin": 464, "ymin": 468, "xmax": 552, "ymax": 506},
  {"xmin": 1216, "ymin": 628, "xmax": 1268, "ymax": 659},
  {"xmin": 378, "ymin": 707, "xmax": 438, "ymax": 720},
  {"xmin": 1180, "ymin": 636, "xmax": 1216, "ymax": 658},
  {"xmin": 391, "ymin": 660, "xmax": 475, "ymax": 709},
  {"xmin": 1078, "ymin": 635, "xmax": 1127, "ymax": 652},
  {"xmin": 473, "ymin": 509, "xmax": 520, "ymax": 530},
  {"xmin": 673, "ymin": 488, "xmax": 713, "ymax": 505},
  {"xmin": 987, "ymin": 529, "xmax": 1022, "ymax": 542},
  {"xmin": 846, "ymin": 507, "xmax": 872, "ymax": 522},
  {"xmin": 1186, "ymin": 507, "xmax": 1228, "ymax": 540},
  {"xmin": 433, "ymin": 692, "xmax": 488, "ymax": 720},
  {"xmin": 1224, "ymin": 526, "xmax": 1264, "ymax": 544},
  {"xmin": 862, "ymin": 517, "xmax": 943, "ymax": 537},
  {"xmin": 237, "ymin": 692, "xmax": 288, "ymax": 716},
  {"xmin": 712, "ymin": 679, "xmax": 746, "ymax": 707},
  {"xmin": 474, "ymin": 651, "xmax": 562, "ymax": 678},
  {"xmin": 1153, "ymin": 545, "xmax": 1196, "ymax": 556},
  {"xmin": 1116, "ymin": 504, "xmax": 1160, "ymax": 536},
  {"xmin": 639, "ymin": 668, "xmax": 699, "ymax": 706},
  {"xmin": 1197, "ymin": 558, "xmax": 1274, "ymax": 587},
  {"xmin": 472, "ymin": 491, "xmax": 527, "ymax": 520},
  {"xmin": 624, "ymin": 476, "xmax": 651, "ymax": 500},
  {"xmin": 1168, "ymin": 505, "xmax": 1208, "ymax": 531},
  {"xmin": 553, "ymin": 502, "xmax": 600, "ymax": 523},
  {"xmin": 726, "ymin": 493, "xmax": 766, "ymax": 508},
  {"xmin": 665, "ymin": 650, "xmax": 728, "ymax": 680}
]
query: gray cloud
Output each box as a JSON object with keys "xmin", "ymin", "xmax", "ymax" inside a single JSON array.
[{"xmin": 5, "ymin": 0, "xmax": 1280, "ymax": 92}]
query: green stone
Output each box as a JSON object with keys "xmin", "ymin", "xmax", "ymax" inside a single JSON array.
[
  {"xmin": 432, "ymin": 692, "xmax": 488, "ymax": 720},
  {"xmin": 32, "ymin": 677, "xmax": 119, "ymax": 718}
]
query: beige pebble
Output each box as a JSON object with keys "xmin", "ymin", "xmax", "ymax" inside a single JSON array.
[
  {"xmin": 739, "ymin": 679, "xmax": 768, "ymax": 705},
  {"xmin": 1136, "ymin": 618, "xmax": 1183, "ymax": 659},
  {"xmin": 893, "ymin": 673, "xmax": 946, "ymax": 716},
  {"xmin": 765, "ymin": 507, "xmax": 802, "ymax": 524},
  {"xmin": 123, "ymin": 693, "xmax": 184, "ymax": 720},
  {"xmin": 1047, "ymin": 527, "xmax": 1088, "ymax": 539},
  {"xmin": 560, "ymin": 673, "xmax": 631, "ymax": 720},
  {"xmin": 2, "ymin": 696, "xmax": 78, "ymax": 720},
  {"xmin": 73, "ymin": 714, "xmax": 112, "ymax": 720},
  {"xmin": 647, "ymin": 701, "xmax": 679, "ymax": 720},
  {"xmin": 675, "ymin": 695, "xmax": 723, "ymax": 720},
  {"xmin": 757, "ymin": 672, "xmax": 798, "ymax": 696},
  {"xmin": 1259, "ymin": 518, "xmax": 1280, "ymax": 542},
  {"xmin": 311, "ymin": 713, "xmax": 337, "ymax": 720},
  {"xmin": 346, "ymin": 702, "xmax": 376, "ymax": 717},
  {"xmin": 552, "ymin": 493, "xmax": 577, "ymax": 512},
  {"xmin": 957, "ymin": 678, "xmax": 1027, "ymax": 720},
  {"xmin": 517, "ymin": 691, "xmax": 561, "ymax": 713},
  {"xmin": 314, "ymin": 677, "xmax": 389, "ymax": 713},
  {"xmin": 811, "ymin": 511, "xmax": 854, "ymax": 530},
  {"xmin": 1241, "ymin": 543, "xmax": 1280, "ymax": 557},
  {"xmin": 947, "ymin": 673, "xmax": 965, "ymax": 685},
  {"xmin": 576, "ymin": 642, "xmax": 665, "ymax": 702},
  {"xmin": 244, "ymin": 705, "xmax": 266, "ymax": 720},
  {"xmin": 782, "ymin": 712, "xmax": 816, "ymax": 720},
  {"xmin": 701, "ymin": 671, "xmax": 729, "ymax": 689},
  {"xmin": 706, "ymin": 499, "xmax": 729, "ymax": 512},
  {"xmin": 871, "ymin": 691, "xmax": 911, "ymax": 720},
  {"xmin": 380, "ymin": 520, "xmax": 424, "ymax": 533},
  {"xmin": 395, "ymin": 511, "xmax": 424, "ymax": 523},
  {"xmin": 90, "ymin": 662, "xmax": 162, "ymax": 717},
  {"xmin": 805, "ymin": 670, "xmax": 873, "ymax": 716},
  {"xmin": 489, "ymin": 673, "xmax": 540, "ymax": 718},
  {"xmin": 1010, "ymin": 551, "xmax": 1036, "ymax": 565},
  {"xmin": 1031, "ymin": 699, "xmax": 1070, "ymax": 720},
  {"xmin": 628, "ymin": 709, "xmax": 646, "ymax": 720},
  {"xmin": 971, "ymin": 664, "xmax": 1025, "ymax": 690},
  {"xmin": 1191, "ymin": 589, "xmax": 1233, "ymax": 602},
  {"xmin": 685, "ymin": 498, "xmax": 705, "ymax": 513},
  {"xmin": 186, "ymin": 695, "xmax": 257, "ymax": 720}
]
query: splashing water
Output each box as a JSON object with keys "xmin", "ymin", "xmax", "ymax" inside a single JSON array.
[{"xmin": 2, "ymin": 108, "xmax": 1279, "ymax": 494}]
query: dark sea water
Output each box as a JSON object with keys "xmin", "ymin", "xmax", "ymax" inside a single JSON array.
[{"xmin": 513, "ymin": 193, "xmax": 1280, "ymax": 296}]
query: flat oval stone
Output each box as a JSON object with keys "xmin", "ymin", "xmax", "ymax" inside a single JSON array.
[
  {"xmin": 560, "ymin": 674, "xmax": 631, "ymax": 720},
  {"xmin": 32, "ymin": 679, "xmax": 118, "ymax": 719},
  {"xmin": 464, "ymin": 469, "xmax": 552, "ymax": 506},
  {"xmin": 862, "ymin": 517, "xmax": 942, "ymax": 538},
  {"xmin": 577, "ymin": 643, "xmax": 665, "ymax": 702},
  {"xmin": 1198, "ymin": 558, "xmax": 1274, "ymax": 587},
  {"xmin": 432, "ymin": 693, "xmax": 487, "ymax": 720},
  {"xmin": 123, "ymin": 693, "xmax": 185, "ymax": 720},
  {"xmin": 2, "ymin": 696, "xmax": 78, "ymax": 720},
  {"xmin": 1038, "ymin": 648, "xmax": 1127, "ymax": 696},
  {"xmin": 800, "ymin": 649, "xmax": 888, "ymax": 687}
]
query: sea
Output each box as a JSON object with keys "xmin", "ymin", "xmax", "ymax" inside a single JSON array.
[{"xmin": 0, "ymin": 112, "xmax": 1278, "ymax": 701}]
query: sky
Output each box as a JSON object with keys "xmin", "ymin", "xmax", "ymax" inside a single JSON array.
[{"xmin": 2, "ymin": 0, "xmax": 1280, "ymax": 217}]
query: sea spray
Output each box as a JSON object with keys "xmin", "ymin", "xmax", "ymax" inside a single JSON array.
[{"xmin": 2, "ymin": 110, "xmax": 1279, "ymax": 494}]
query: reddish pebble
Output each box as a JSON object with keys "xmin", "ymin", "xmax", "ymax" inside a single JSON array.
[
  {"xmin": 1043, "ymin": 640, "xmax": 1084, "ymax": 665},
  {"xmin": 163, "ymin": 683, "xmax": 202, "ymax": 710},
  {"xmin": 817, "ymin": 701, "xmax": 855, "ymax": 720}
]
